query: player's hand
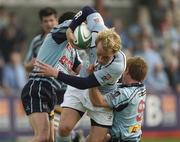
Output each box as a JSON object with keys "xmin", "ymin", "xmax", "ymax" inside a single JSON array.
[
  {"xmin": 66, "ymin": 28, "xmax": 76, "ymax": 47},
  {"xmin": 34, "ymin": 61, "xmax": 59, "ymax": 78},
  {"xmin": 87, "ymin": 64, "xmax": 95, "ymax": 75},
  {"xmin": 67, "ymin": 67, "xmax": 77, "ymax": 76},
  {"xmin": 24, "ymin": 58, "xmax": 36, "ymax": 72}
]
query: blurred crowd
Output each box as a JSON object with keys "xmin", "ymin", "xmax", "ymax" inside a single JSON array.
[
  {"xmin": 0, "ymin": 0, "xmax": 180, "ymax": 97},
  {"xmin": 0, "ymin": 6, "xmax": 27, "ymax": 96},
  {"xmin": 104, "ymin": 0, "xmax": 180, "ymax": 94}
]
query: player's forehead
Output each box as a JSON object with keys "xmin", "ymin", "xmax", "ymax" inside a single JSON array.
[
  {"xmin": 41, "ymin": 14, "xmax": 57, "ymax": 21},
  {"xmin": 96, "ymin": 42, "xmax": 113, "ymax": 56}
]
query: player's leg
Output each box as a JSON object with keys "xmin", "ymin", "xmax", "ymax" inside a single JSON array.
[
  {"xmin": 21, "ymin": 80, "xmax": 57, "ymax": 142},
  {"xmin": 28, "ymin": 112, "xmax": 50, "ymax": 142},
  {"xmin": 86, "ymin": 119, "xmax": 109, "ymax": 142},
  {"xmin": 86, "ymin": 109, "xmax": 113, "ymax": 142},
  {"xmin": 49, "ymin": 111, "xmax": 55, "ymax": 142},
  {"xmin": 57, "ymin": 86, "xmax": 86, "ymax": 142},
  {"xmin": 57, "ymin": 107, "xmax": 83, "ymax": 142}
]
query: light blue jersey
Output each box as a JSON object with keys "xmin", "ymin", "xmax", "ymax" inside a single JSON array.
[
  {"xmin": 94, "ymin": 51, "xmax": 126, "ymax": 94},
  {"xmin": 104, "ymin": 83, "xmax": 146, "ymax": 141},
  {"xmin": 30, "ymin": 20, "xmax": 81, "ymax": 89}
]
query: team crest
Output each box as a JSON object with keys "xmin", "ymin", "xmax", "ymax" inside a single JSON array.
[{"xmin": 101, "ymin": 73, "xmax": 112, "ymax": 81}]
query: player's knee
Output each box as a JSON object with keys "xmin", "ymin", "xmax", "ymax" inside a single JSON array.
[{"xmin": 59, "ymin": 125, "xmax": 71, "ymax": 137}]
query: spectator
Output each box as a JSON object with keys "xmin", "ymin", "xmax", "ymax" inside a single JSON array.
[
  {"xmin": 2, "ymin": 50, "xmax": 27, "ymax": 95},
  {"xmin": 134, "ymin": 37, "xmax": 169, "ymax": 91},
  {"xmin": 113, "ymin": 18, "xmax": 133, "ymax": 57},
  {"xmin": 0, "ymin": 6, "xmax": 9, "ymax": 31},
  {"xmin": 0, "ymin": 52, "xmax": 5, "ymax": 96},
  {"xmin": 0, "ymin": 12, "xmax": 26, "ymax": 62}
]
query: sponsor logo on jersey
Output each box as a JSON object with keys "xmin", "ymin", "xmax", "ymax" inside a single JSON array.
[
  {"xmin": 59, "ymin": 55, "xmax": 73, "ymax": 69},
  {"xmin": 93, "ymin": 17, "xmax": 103, "ymax": 23},
  {"xmin": 101, "ymin": 73, "xmax": 112, "ymax": 81},
  {"xmin": 129, "ymin": 124, "xmax": 141, "ymax": 133}
]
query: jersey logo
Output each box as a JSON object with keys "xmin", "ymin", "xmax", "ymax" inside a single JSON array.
[
  {"xmin": 129, "ymin": 124, "xmax": 141, "ymax": 133},
  {"xmin": 93, "ymin": 18, "xmax": 101, "ymax": 23},
  {"xmin": 59, "ymin": 56, "xmax": 73, "ymax": 69},
  {"xmin": 101, "ymin": 73, "xmax": 112, "ymax": 81},
  {"xmin": 136, "ymin": 100, "xmax": 145, "ymax": 122},
  {"xmin": 93, "ymin": 16, "xmax": 104, "ymax": 24},
  {"xmin": 74, "ymin": 11, "xmax": 82, "ymax": 20}
]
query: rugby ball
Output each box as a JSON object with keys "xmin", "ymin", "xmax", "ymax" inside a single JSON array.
[{"xmin": 73, "ymin": 23, "xmax": 92, "ymax": 49}]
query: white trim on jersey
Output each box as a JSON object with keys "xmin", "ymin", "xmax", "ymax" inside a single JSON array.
[
  {"xmin": 29, "ymin": 80, "xmax": 35, "ymax": 113},
  {"xmin": 38, "ymin": 81, "xmax": 42, "ymax": 112}
]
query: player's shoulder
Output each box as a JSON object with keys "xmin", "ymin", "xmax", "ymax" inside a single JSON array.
[
  {"xmin": 52, "ymin": 20, "xmax": 72, "ymax": 32},
  {"xmin": 118, "ymin": 83, "xmax": 146, "ymax": 97},
  {"xmin": 106, "ymin": 51, "xmax": 126, "ymax": 71},
  {"xmin": 115, "ymin": 85, "xmax": 135, "ymax": 99},
  {"xmin": 31, "ymin": 34, "xmax": 44, "ymax": 44},
  {"xmin": 115, "ymin": 51, "xmax": 126, "ymax": 63}
]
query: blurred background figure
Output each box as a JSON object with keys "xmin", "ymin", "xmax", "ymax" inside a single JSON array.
[
  {"xmin": 113, "ymin": 18, "xmax": 133, "ymax": 57},
  {"xmin": 2, "ymin": 49, "xmax": 27, "ymax": 95},
  {"xmin": 24, "ymin": 7, "xmax": 58, "ymax": 72},
  {"xmin": 134, "ymin": 37, "xmax": 169, "ymax": 92},
  {"xmin": 0, "ymin": 11, "xmax": 26, "ymax": 62}
]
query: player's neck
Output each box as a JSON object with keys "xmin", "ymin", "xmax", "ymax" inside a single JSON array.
[{"xmin": 123, "ymin": 78, "xmax": 139, "ymax": 85}]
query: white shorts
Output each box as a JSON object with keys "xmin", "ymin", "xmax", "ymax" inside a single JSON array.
[{"xmin": 61, "ymin": 86, "xmax": 113, "ymax": 126}]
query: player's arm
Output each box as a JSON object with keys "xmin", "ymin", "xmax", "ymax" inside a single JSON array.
[
  {"xmin": 35, "ymin": 57, "xmax": 124, "ymax": 89},
  {"xmin": 90, "ymin": 87, "xmax": 130, "ymax": 111},
  {"xmin": 35, "ymin": 61, "xmax": 100, "ymax": 89},
  {"xmin": 89, "ymin": 87, "xmax": 109, "ymax": 107},
  {"xmin": 24, "ymin": 39, "xmax": 36, "ymax": 72},
  {"xmin": 69, "ymin": 6, "xmax": 96, "ymax": 32},
  {"xmin": 24, "ymin": 58, "xmax": 36, "ymax": 73},
  {"xmin": 66, "ymin": 6, "xmax": 101, "ymax": 46}
]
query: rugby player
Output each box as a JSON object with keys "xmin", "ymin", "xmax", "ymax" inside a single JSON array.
[
  {"xmin": 35, "ymin": 6, "xmax": 126, "ymax": 142},
  {"xmin": 21, "ymin": 12, "xmax": 81, "ymax": 142},
  {"xmin": 89, "ymin": 57, "xmax": 148, "ymax": 142}
]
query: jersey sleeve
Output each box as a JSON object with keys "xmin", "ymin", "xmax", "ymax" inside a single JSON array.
[
  {"xmin": 104, "ymin": 89, "xmax": 130, "ymax": 110},
  {"xmin": 69, "ymin": 6, "xmax": 96, "ymax": 31},
  {"xmin": 86, "ymin": 12, "xmax": 106, "ymax": 32}
]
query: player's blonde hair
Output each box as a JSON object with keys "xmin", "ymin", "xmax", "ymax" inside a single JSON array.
[{"xmin": 95, "ymin": 28, "xmax": 122, "ymax": 53}]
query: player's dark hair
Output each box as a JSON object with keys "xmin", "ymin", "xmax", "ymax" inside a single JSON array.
[
  {"xmin": 126, "ymin": 57, "xmax": 148, "ymax": 82},
  {"xmin": 58, "ymin": 11, "xmax": 76, "ymax": 24},
  {"xmin": 39, "ymin": 7, "xmax": 57, "ymax": 21}
]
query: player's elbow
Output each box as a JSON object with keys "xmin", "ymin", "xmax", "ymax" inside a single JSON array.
[{"xmin": 82, "ymin": 6, "xmax": 96, "ymax": 15}]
